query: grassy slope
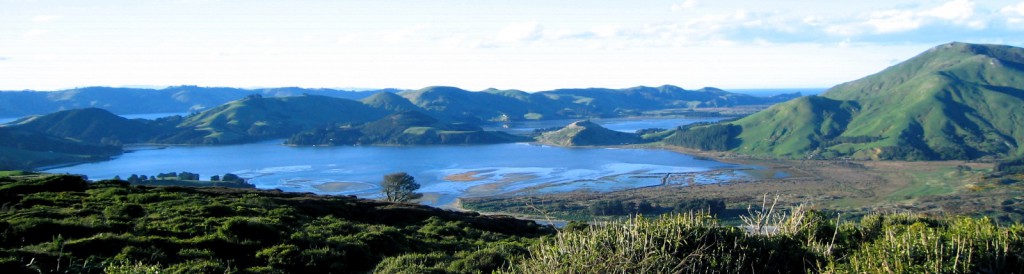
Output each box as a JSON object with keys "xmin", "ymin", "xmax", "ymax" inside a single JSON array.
[
  {"xmin": 725, "ymin": 42, "xmax": 1024, "ymax": 160},
  {"xmin": 0, "ymin": 175, "xmax": 551, "ymax": 273},
  {"xmin": 731, "ymin": 96, "xmax": 859, "ymax": 158}
]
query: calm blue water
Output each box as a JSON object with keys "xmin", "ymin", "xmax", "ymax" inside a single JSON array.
[
  {"xmin": 41, "ymin": 117, "xmax": 759, "ymax": 207},
  {"xmin": 121, "ymin": 112, "xmax": 189, "ymax": 120},
  {"xmin": 485, "ymin": 117, "xmax": 724, "ymax": 134},
  {"xmin": 44, "ymin": 141, "xmax": 748, "ymax": 207},
  {"xmin": 729, "ymin": 88, "xmax": 825, "ymax": 96}
]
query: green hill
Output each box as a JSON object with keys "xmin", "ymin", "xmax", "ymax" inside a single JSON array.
[
  {"xmin": 285, "ymin": 111, "xmax": 529, "ymax": 146},
  {"xmin": 178, "ymin": 94, "xmax": 390, "ymax": 144},
  {"xmin": 360, "ymin": 91, "xmax": 424, "ymax": 113},
  {"xmin": 5, "ymin": 108, "xmax": 174, "ymax": 145},
  {"xmin": 685, "ymin": 42, "xmax": 1024, "ymax": 160},
  {"xmin": 537, "ymin": 120, "xmax": 641, "ymax": 146}
]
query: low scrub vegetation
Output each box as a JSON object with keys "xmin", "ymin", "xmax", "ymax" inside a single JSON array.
[{"xmin": 0, "ymin": 174, "xmax": 549, "ymax": 273}]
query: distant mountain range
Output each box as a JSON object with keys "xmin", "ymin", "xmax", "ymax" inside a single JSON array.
[
  {"xmin": 398, "ymin": 86, "xmax": 798, "ymax": 123},
  {"xmin": 0, "ymin": 85, "xmax": 799, "ymax": 119},
  {"xmin": 0, "ymin": 86, "xmax": 392, "ymax": 118},
  {"xmin": 668, "ymin": 42, "xmax": 1024, "ymax": 160}
]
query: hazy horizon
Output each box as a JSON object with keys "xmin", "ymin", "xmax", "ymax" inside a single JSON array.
[{"xmin": 0, "ymin": 84, "xmax": 827, "ymax": 96}]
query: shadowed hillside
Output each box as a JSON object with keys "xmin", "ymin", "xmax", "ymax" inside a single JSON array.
[{"xmin": 0, "ymin": 128, "xmax": 121, "ymax": 170}]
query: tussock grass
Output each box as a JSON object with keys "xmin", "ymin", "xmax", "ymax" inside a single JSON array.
[{"xmin": 506, "ymin": 197, "xmax": 1024, "ymax": 273}]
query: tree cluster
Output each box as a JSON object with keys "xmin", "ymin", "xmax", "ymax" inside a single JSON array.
[
  {"xmin": 634, "ymin": 128, "xmax": 668, "ymax": 135},
  {"xmin": 663, "ymin": 124, "xmax": 740, "ymax": 151},
  {"xmin": 121, "ymin": 172, "xmax": 245, "ymax": 184}
]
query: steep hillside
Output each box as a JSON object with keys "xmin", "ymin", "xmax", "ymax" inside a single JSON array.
[
  {"xmin": 286, "ymin": 111, "xmax": 528, "ymax": 146},
  {"xmin": 537, "ymin": 120, "xmax": 641, "ymax": 146},
  {"xmin": 178, "ymin": 94, "xmax": 390, "ymax": 144},
  {"xmin": 712, "ymin": 42, "xmax": 1024, "ymax": 160}
]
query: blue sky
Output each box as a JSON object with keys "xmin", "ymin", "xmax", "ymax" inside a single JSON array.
[{"xmin": 2, "ymin": 0, "xmax": 1024, "ymax": 91}]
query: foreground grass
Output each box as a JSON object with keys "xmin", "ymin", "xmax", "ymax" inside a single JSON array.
[{"xmin": 504, "ymin": 208, "xmax": 1024, "ymax": 273}]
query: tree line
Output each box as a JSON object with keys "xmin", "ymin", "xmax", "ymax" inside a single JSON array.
[{"xmin": 118, "ymin": 171, "xmax": 245, "ymax": 184}]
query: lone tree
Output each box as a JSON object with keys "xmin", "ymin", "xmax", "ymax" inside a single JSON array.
[{"xmin": 381, "ymin": 172, "xmax": 422, "ymax": 202}]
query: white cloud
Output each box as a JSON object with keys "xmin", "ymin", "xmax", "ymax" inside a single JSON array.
[
  {"xmin": 31, "ymin": 15, "xmax": 61, "ymax": 23},
  {"xmin": 383, "ymin": 24, "xmax": 430, "ymax": 43},
  {"xmin": 439, "ymin": 34, "xmax": 493, "ymax": 50},
  {"xmin": 1003, "ymin": 2, "xmax": 1024, "ymax": 15},
  {"xmin": 496, "ymin": 21, "xmax": 543, "ymax": 43},
  {"xmin": 867, "ymin": 10, "xmax": 922, "ymax": 33},
  {"xmin": 825, "ymin": 22, "xmax": 865, "ymax": 36},
  {"xmin": 926, "ymin": 0, "xmax": 975, "ymax": 21},
  {"xmin": 589, "ymin": 25, "xmax": 623, "ymax": 38},
  {"xmin": 823, "ymin": 0, "xmax": 986, "ymax": 36},
  {"xmin": 670, "ymin": 0, "xmax": 699, "ymax": 12},
  {"xmin": 1002, "ymin": 2, "xmax": 1024, "ymax": 26},
  {"xmin": 24, "ymin": 29, "xmax": 48, "ymax": 37},
  {"xmin": 802, "ymin": 16, "xmax": 824, "ymax": 26}
]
